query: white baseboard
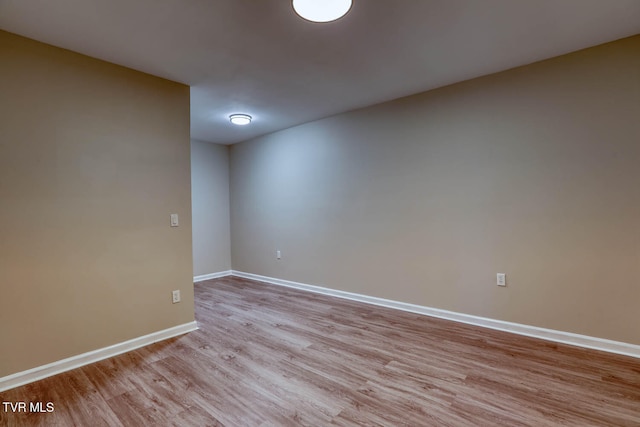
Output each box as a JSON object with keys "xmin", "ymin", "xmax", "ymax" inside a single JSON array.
[
  {"xmin": 0, "ymin": 321, "xmax": 198, "ymax": 392},
  {"xmin": 194, "ymin": 270, "xmax": 233, "ymax": 282},
  {"xmin": 231, "ymin": 270, "xmax": 640, "ymax": 359}
]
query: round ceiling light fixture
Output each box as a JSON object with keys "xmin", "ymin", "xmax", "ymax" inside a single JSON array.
[
  {"xmin": 229, "ymin": 114, "xmax": 252, "ymax": 126},
  {"xmin": 292, "ymin": 0, "xmax": 352, "ymax": 23}
]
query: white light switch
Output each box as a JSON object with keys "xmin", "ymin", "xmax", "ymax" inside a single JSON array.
[
  {"xmin": 170, "ymin": 214, "xmax": 179, "ymax": 227},
  {"xmin": 497, "ymin": 273, "xmax": 506, "ymax": 287},
  {"xmin": 276, "ymin": 250, "xmax": 281, "ymax": 259}
]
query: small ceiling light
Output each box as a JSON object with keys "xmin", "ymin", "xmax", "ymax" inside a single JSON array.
[
  {"xmin": 229, "ymin": 114, "xmax": 252, "ymax": 126},
  {"xmin": 292, "ymin": 0, "xmax": 352, "ymax": 23}
]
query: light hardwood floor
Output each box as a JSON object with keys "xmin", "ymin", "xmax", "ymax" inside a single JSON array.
[{"xmin": 1, "ymin": 276, "xmax": 639, "ymax": 426}]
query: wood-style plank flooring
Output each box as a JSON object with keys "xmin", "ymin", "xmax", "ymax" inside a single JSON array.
[{"xmin": 1, "ymin": 276, "xmax": 639, "ymax": 426}]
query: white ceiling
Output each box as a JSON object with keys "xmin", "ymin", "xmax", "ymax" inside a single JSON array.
[{"xmin": 1, "ymin": 0, "xmax": 639, "ymax": 145}]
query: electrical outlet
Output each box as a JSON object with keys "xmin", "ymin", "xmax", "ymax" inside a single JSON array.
[
  {"xmin": 497, "ymin": 273, "xmax": 506, "ymax": 287},
  {"xmin": 276, "ymin": 250, "xmax": 281, "ymax": 259},
  {"xmin": 172, "ymin": 290, "xmax": 181, "ymax": 303}
]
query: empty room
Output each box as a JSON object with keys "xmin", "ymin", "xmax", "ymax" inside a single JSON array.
[{"xmin": 1, "ymin": 0, "xmax": 639, "ymax": 425}]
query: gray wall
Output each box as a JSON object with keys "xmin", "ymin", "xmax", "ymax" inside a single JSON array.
[
  {"xmin": 230, "ymin": 35, "xmax": 640, "ymax": 345},
  {"xmin": 0, "ymin": 31, "xmax": 193, "ymax": 377},
  {"xmin": 191, "ymin": 140, "xmax": 231, "ymax": 276}
]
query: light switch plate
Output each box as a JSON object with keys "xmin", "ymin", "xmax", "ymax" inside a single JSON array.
[
  {"xmin": 170, "ymin": 214, "xmax": 179, "ymax": 227},
  {"xmin": 497, "ymin": 273, "xmax": 506, "ymax": 287}
]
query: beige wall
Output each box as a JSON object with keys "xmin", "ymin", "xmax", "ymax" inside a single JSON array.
[
  {"xmin": 191, "ymin": 140, "xmax": 231, "ymax": 275},
  {"xmin": 230, "ymin": 35, "xmax": 640, "ymax": 345},
  {"xmin": 0, "ymin": 31, "xmax": 193, "ymax": 377}
]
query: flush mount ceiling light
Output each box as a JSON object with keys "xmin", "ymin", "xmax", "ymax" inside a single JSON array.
[
  {"xmin": 292, "ymin": 0, "xmax": 352, "ymax": 23},
  {"xmin": 229, "ymin": 114, "xmax": 252, "ymax": 126}
]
